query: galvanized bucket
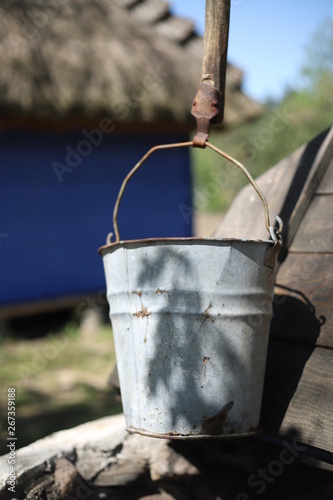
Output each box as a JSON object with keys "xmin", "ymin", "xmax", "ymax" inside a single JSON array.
[{"xmin": 99, "ymin": 142, "xmax": 282, "ymax": 439}]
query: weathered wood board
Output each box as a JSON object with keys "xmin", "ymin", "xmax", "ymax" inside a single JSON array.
[
  {"xmin": 273, "ymin": 254, "xmax": 333, "ymax": 349},
  {"xmin": 290, "ymin": 195, "xmax": 333, "ymax": 253},
  {"xmin": 317, "ymin": 158, "xmax": 333, "ymax": 193},
  {"xmin": 262, "ymin": 341, "xmax": 333, "ymax": 454},
  {"xmin": 214, "ymin": 126, "xmax": 333, "ymax": 464},
  {"xmin": 213, "ymin": 147, "xmax": 306, "ymax": 240},
  {"xmin": 213, "ymin": 126, "xmax": 333, "ymax": 242}
]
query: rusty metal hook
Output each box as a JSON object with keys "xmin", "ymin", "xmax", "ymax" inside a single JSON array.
[{"xmin": 191, "ymin": 0, "xmax": 231, "ymax": 146}]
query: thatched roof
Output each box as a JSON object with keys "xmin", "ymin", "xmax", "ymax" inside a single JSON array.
[{"xmin": 0, "ymin": 0, "xmax": 262, "ymax": 130}]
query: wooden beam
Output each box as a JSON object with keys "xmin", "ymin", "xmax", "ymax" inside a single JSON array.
[
  {"xmin": 289, "ymin": 195, "xmax": 333, "ymax": 253},
  {"xmin": 0, "ymin": 293, "xmax": 103, "ymax": 320},
  {"xmin": 201, "ymin": 0, "xmax": 230, "ymax": 93},
  {"xmin": 274, "ymin": 253, "xmax": 333, "ymax": 349},
  {"xmin": 317, "ymin": 159, "xmax": 333, "ymax": 194},
  {"xmin": 213, "ymin": 149, "xmax": 305, "ymax": 240},
  {"xmin": 282, "ymin": 127, "xmax": 333, "ymax": 251},
  {"xmin": 213, "ymin": 126, "xmax": 333, "ymax": 244},
  {"xmin": 262, "ymin": 340, "xmax": 333, "ymax": 454}
]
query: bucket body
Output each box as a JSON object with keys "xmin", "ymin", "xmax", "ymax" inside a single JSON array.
[{"xmin": 100, "ymin": 237, "xmax": 278, "ymax": 439}]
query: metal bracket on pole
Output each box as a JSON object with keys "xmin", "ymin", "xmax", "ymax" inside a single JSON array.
[{"xmin": 191, "ymin": 0, "xmax": 231, "ymax": 147}]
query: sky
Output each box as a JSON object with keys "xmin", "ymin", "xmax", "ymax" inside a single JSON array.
[{"xmin": 169, "ymin": 0, "xmax": 333, "ymax": 102}]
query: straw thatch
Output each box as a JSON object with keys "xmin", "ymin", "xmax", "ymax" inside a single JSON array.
[{"xmin": 0, "ymin": 0, "xmax": 262, "ymax": 129}]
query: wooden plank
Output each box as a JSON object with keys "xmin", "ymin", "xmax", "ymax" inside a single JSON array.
[
  {"xmin": 262, "ymin": 341, "xmax": 333, "ymax": 454},
  {"xmin": 255, "ymin": 433, "xmax": 333, "ymax": 471},
  {"xmin": 274, "ymin": 253, "xmax": 333, "ymax": 348},
  {"xmin": 213, "ymin": 126, "xmax": 333, "ymax": 243},
  {"xmin": 317, "ymin": 158, "xmax": 333, "ymax": 194},
  {"xmin": 289, "ymin": 195, "xmax": 333, "ymax": 253},
  {"xmin": 284, "ymin": 127, "xmax": 333, "ymax": 250},
  {"xmin": 0, "ymin": 294, "xmax": 96, "ymax": 320},
  {"xmin": 201, "ymin": 0, "xmax": 230, "ymax": 107},
  {"xmin": 213, "ymin": 147, "xmax": 306, "ymax": 240}
]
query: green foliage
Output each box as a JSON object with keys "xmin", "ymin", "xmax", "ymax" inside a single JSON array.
[
  {"xmin": 192, "ymin": 19, "xmax": 333, "ymax": 213},
  {"xmin": 191, "ymin": 95, "xmax": 331, "ymax": 213},
  {"xmin": 302, "ymin": 19, "xmax": 333, "ymax": 91}
]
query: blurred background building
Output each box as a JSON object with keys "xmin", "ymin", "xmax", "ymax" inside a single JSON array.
[{"xmin": 0, "ymin": 0, "xmax": 262, "ymax": 315}]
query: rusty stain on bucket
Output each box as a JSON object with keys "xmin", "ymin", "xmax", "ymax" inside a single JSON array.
[
  {"xmin": 133, "ymin": 306, "xmax": 151, "ymax": 318},
  {"xmin": 201, "ymin": 401, "xmax": 234, "ymax": 435}
]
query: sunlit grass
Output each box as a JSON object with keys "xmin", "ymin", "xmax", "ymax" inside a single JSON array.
[{"xmin": 0, "ymin": 322, "xmax": 121, "ymax": 452}]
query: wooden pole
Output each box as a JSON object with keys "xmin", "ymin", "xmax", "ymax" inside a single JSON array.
[
  {"xmin": 192, "ymin": 0, "xmax": 230, "ymax": 144},
  {"xmin": 202, "ymin": 0, "xmax": 231, "ymax": 89},
  {"xmin": 192, "ymin": 0, "xmax": 231, "ymax": 143},
  {"xmin": 201, "ymin": 0, "xmax": 230, "ymax": 119}
]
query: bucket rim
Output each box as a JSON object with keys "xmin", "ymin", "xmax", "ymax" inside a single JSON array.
[
  {"xmin": 126, "ymin": 425, "xmax": 261, "ymax": 440},
  {"xmin": 98, "ymin": 236, "xmax": 275, "ymax": 255}
]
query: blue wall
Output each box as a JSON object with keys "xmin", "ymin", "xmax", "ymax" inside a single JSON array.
[{"xmin": 0, "ymin": 130, "xmax": 193, "ymax": 307}]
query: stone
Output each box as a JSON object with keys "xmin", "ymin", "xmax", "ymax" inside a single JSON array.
[
  {"xmin": 76, "ymin": 446, "xmax": 119, "ymax": 481},
  {"xmin": 150, "ymin": 442, "xmax": 199, "ymax": 482},
  {"xmin": 94, "ymin": 459, "xmax": 148, "ymax": 487},
  {"xmin": 92, "ymin": 432, "xmax": 153, "ymax": 486},
  {"xmin": 25, "ymin": 475, "xmax": 55, "ymax": 500},
  {"xmin": 53, "ymin": 457, "xmax": 78, "ymax": 497}
]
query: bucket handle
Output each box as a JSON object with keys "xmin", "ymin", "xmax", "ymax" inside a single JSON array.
[{"xmin": 112, "ymin": 141, "xmax": 283, "ymax": 243}]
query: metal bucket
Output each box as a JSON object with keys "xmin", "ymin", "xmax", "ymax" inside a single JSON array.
[{"xmin": 99, "ymin": 142, "xmax": 282, "ymax": 439}]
